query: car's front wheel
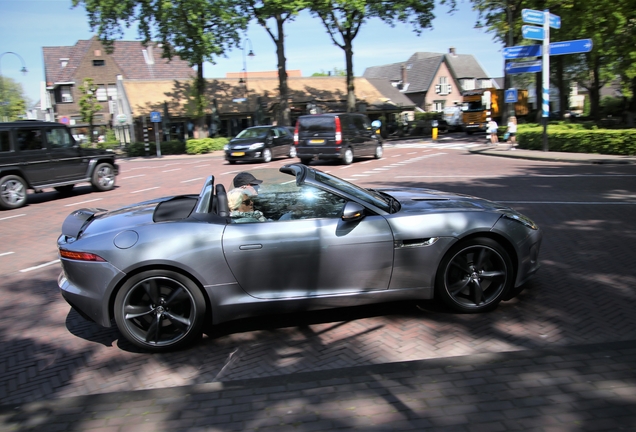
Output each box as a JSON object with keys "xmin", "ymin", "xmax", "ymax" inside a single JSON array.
[
  {"xmin": 374, "ymin": 144, "xmax": 383, "ymax": 159},
  {"xmin": 435, "ymin": 237, "xmax": 513, "ymax": 313},
  {"xmin": 0, "ymin": 175, "xmax": 27, "ymax": 210},
  {"xmin": 114, "ymin": 270, "xmax": 206, "ymax": 352},
  {"xmin": 92, "ymin": 163, "xmax": 116, "ymax": 191}
]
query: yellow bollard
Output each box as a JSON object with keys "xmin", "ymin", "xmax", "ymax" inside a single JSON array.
[{"xmin": 432, "ymin": 127, "xmax": 438, "ymax": 140}]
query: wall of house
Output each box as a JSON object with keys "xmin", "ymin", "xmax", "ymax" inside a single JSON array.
[{"xmin": 425, "ymin": 61, "xmax": 463, "ymax": 111}]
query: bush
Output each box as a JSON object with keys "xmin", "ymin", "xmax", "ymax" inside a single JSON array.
[
  {"xmin": 186, "ymin": 137, "xmax": 230, "ymax": 154},
  {"xmin": 516, "ymin": 125, "xmax": 636, "ymax": 155}
]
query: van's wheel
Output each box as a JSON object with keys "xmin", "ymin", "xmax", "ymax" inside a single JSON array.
[
  {"xmin": 114, "ymin": 270, "xmax": 206, "ymax": 352},
  {"xmin": 92, "ymin": 163, "xmax": 116, "ymax": 191},
  {"xmin": 262, "ymin": 147, "xmax": 272, "ymax": 163},
  {"xmin": 374, "ymin": 144, "xmax": 383, "ymax": 159},
  {"xmin": 435, "ymin": 237, "xmax": 513, "ymax": 313},
  {"xmin": 343, "ymin": 148, "xmax": 354, "ymax": 165},
  {"xmin": 288, "ymin": 146, "xmax": 297, "ymax": 158},
  {"xmin": 0, "ymin": 175, "xmax": 28, "ymax": 210}
]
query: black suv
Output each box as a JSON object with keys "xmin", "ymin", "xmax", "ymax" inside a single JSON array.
[
  {"xmin": 293, "ymin": 113, "xmax": 382, "ymax": 165},
  {"xmin": 0, "ymin": 121, "xmax": 119, "ymax": 210}
]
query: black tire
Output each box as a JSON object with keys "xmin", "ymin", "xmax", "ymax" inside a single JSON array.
[
  {"xmin": 435, "ymin": 237, "xmax": 513, "ymax": 313},
  {"xmin": 92, "ymin": 163, "xmax": 116, "ymax": 191},
  {"xmin": 342, "ymin": 147, "xmax": 354, "ymax": 165},
  {"xmin": 262, "ymin": 147, "xmax": 272, "ymax": 163},
  {"xmin": 288, "ymin": 146, "xmax": 297, "ymax": 158},
  {"xmin": 300, "ymin": 158, "xmax": 312, "ymax": 165},
  {"xmin": 55, "ymin": 185, "xmax": 75, "ymax": 194},
  {"xmin": 114, "ymin": 270, "xmax": 206, "ymax": 352},
  {"xmin": 0, "ymin": 175, "xmax": 28, "ymax": 210},
  {"xmin": 227, "ymin": 160, "xmax": 236, "ymax": 164},
  {"xmin": 374, "ymin": 144, "xmax": 383, "ymax": 159}
]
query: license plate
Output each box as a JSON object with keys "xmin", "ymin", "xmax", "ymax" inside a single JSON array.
[
  {"xmin": 309, "ymin": 139, "xmax": 325, "ymax": 144},
  {"xmin": 231, "ymin": 152, "xmax": 245, "ymax": 156}
]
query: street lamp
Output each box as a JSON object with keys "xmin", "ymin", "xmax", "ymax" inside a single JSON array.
[
  {"xmin": 238, "ymin": 38, "xmax": 255, "ymax": 125},
  {"xmin": 0, "ymin": 52, "xmax": 28, "ymax": 121}
]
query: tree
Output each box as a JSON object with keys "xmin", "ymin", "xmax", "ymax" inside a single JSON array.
[
  {"xmin": 73, "ymin": 0, "xmax": 247, "ymax": 137},
  {"xmin": 78, "ymin": 78, "xmax": 102, "ymax": 144},
  {"xmin": 0, "ymin": 77, "xmax": 28, "ymax": 121},
  {"xmin": 243, "ymin": 0, "xmax": 309, "ymax": 126},
  {"xmin": 310, "ymin": 0, "xmax": 435, "ymax": 112}
]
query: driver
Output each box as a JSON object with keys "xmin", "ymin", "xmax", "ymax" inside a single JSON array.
[{"xmin": 227, "ymin": 187, "xmax": 267, "ymax": 222}]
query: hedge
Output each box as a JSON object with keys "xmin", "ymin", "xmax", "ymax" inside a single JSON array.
[
  {"xmin": 186, "ymin": 137, "xmax": 230, "ymax": 154},
  {"xmin": 515, "ymin": 125, "xmax": 636, "ymax": 155}
]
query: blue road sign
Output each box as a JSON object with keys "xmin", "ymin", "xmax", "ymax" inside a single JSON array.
[
  {"xmin": 150, "ymin": 111, "xmax": 162, "ymax": 123},
  {"xmin": 506, "ymin": 60, "xmax": 542, "ymax": 75},
  {"xmin": 505, "ymin": 89, "xmax": 518, "ymax": 103},
  {"xmin": 523, "ymin": 25, "xmax": 545, "ymax": 41},
  {"xmin": 503, "ymin": 44, "xmax": 541, "ymax": 59},
  {"xmin": 550, "ymin": 39, "xmax": 593, "ymax": 56},
  {"xmin": 522, "ymin": 9, "xmax": 561, "ymax": 29}
]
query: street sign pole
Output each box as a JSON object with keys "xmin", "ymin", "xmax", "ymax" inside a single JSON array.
[{"xmin": 542, "ymin": 9, "xmax": 550, "ymax": 151}]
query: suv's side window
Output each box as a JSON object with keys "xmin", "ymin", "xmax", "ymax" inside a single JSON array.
[
  {"xmin": 16, "ymin": 129, "xmax": 44, "ymax": 151},
  {"xmin": 46, "ymin": 128, "xmax": 74, "ymax": 149},
  {"xmin": 0, "ymin": 131, "xmax": 11, "ymax": 152},
  {"xmin": 352, "ymin": 116, "xmax": 369, "ymax": 131}
]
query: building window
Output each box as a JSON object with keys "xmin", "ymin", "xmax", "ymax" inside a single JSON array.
[
  {"xmin": 107, "ymin": 84, "xmax": 117, "ymax": 99},
  {"xmin": 93, "ymin": 59, "xmax": 105, "ymax": 66},
  {"xmin": 96, "ymin": 85, "xmax": 108, "ymax": 101},
  {"xmin": 479, "ymin": 79, "xmax": 492, "ymax": 89},
  {"xmin": 461, "ymin": 79, "xmax": 475, "ymax": 91},
  {"xmin": 435, "ymin": 76, "xmax": 452, "ymax": 96},
  {"xmin": 60, "ymin": 58, "xmax": 69, "ymax": 68},
  {"xmin": 433, "ymin": 101, "xmax": 445, "ymax": 112},
  {"xmin": 61, "ymin": 86, "xmax": 73, "ymax": 103}
]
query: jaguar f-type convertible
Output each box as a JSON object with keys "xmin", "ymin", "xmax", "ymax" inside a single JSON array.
[{"xmin": 58, "ymin": 164, "xmax": 542, "ymax": 352}]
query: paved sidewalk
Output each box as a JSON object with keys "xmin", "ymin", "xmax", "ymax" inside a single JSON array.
[
  {"xmin": 468, "ymin": 145, "xmax": 636, "ymax": 164},
  {"xmin": 2, "ymin": 341, "xmax": 635, "ymax": 431}
]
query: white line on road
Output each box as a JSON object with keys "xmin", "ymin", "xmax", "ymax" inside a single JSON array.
[
  {"xmin": 65, "ymin": 198, "xmax": 103, "ymax": 207},
  {"xmin": 162, "ymin": 168, "xmax": 181, "ymax": 173},
  {"xmin": 20, "ymin": 260, "xmax": 60, "ymax": 273},
  {"xmin": 0, "ymin": 214, "xmax": 26, "ymax": 221},
  {"xmin": 181, "ymin": 178, "xmax": 204, "ymax": 183},
  {"xmin": 360, "ymin": 160, "xmax": 374, "ymax": 165},
  {"xmin": 121, "ymin": 174, "xmax": 145, "ymax": 180},
  {"xmin": 194, "ymin": 164, "xmax": 211, "ymax": 168},
  {"xmin": 131, "ymin": 187, "xmax": 159, "ymax": 194},
  {"xmin": 0, "ymin": 252, "xmax": 15, "ymax": 257}
]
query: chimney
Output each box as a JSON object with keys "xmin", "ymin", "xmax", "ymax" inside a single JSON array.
[
  {"xmin": 401, "ymin": 64, "xmax": 407, "ymax": 84},
  {"xmin": 449, "ymin": 47, "xmax": 456, "ymax": 56}
]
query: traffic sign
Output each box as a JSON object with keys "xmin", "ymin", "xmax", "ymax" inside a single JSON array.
[
  {"xmin": 550, "ymin": 39, "xmax": 593, "ymax": 56},
  {"xmin": 503, "ymin": 44, "xmax": 541, "ymax": 59},
  {"xmin": 150, "ymin": 111, "xmax": 161, "ymax": 123},
  {"xmin": 116, "ymin": 113, "xmax": 127, "ymax": 124},
  {"xmin": 506, "ymin": 60, "xmax": 542, "ymax": 75},
  {"xmin": 522, "ymin": 9, "xmax": 561, "ymax": 29},
  {"xmin": 504, "ymin": 89, "xmax": 518, "ymax": 103},
  {"xmin": 522, "ymin": 25, "xmax": 545, "ymax": 41}
]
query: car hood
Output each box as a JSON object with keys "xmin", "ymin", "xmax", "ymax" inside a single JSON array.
[
  {"xmin": 228, "ymin": 137, "xmax": 265, "ymax": 147},
  {"xmin": 379, "ymin": 187, "xmax": 508, "ymax": 213}
]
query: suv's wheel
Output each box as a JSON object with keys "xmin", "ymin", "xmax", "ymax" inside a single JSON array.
[
  {"xmin": 343, "ymin": 148, "xmax": 354, "ymax": 165},
  {"xmin": 374, "ymin": 144, "xmax": 383, "ymax": 159},
  {"xmin": 0, "ymin": 175, "xmax": 28, "ymax": 210},
  {"xmin": 262, "ymin": 147, "xmax": 272, "ymax": 163},
  {"xmin": 92, "ymin": 163, "xmax": 116, "ymax": 191}
]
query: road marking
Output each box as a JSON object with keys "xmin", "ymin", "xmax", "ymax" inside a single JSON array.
[
  {"xmin": 131, "ymin": 187, "xmax": 159, "ymax": 194},
  {"xmin": 352, "ymin": 174, "xmax": 370, "ymax": 177},
  {"xmin": 65, "ymin": 198, "xmax": 103, "ymax": 207},
  {"xmin": 162, "ymin": 168, "xmax": 181, "ymax": 173},
  {"xmin": 194, "ymin": 164, "xmax": 211, "ymax": 168},
  {"xmin": 0, "ymin": 252, "xmax": 14, "ymax": 257},
  {"xmin": 128, "ymin": 166, "xmax": 150, "ymax": 171},
  {"xmin": 360, "ymin": 160, "xmax": 374, "ymax": 165},
  {"xmin": 20, "ymin": 260, "xmax": 60, "ymax": 273},
  {"xmin": 0, "ymin": 214, "xmax": 26, "ymax": 221},
  {"xmin": 121, "ymin": 174, "xmax": 145, "ymax": 180},
  {"xmin": 181, "ymin": 177, "xmax": 204, "ymax": 183}
]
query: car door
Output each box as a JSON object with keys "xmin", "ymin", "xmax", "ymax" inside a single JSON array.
[
  {"xmin": 353, "ymin": 115, "xmax": 376, "ymax": 156},
  {"xmin": 14, "ymin": 126, "xmax": 54, "ymax": 185},
  {"xmin": 221, "ymin": 184, "xmax": 394, "ymax": 299},
  {"xmin": 45, "ymin": 126, "xmax": 88, "ymax": 181},
  {"xmin": 275, "ymin": 127, "xmax": 292, "ymax": 157}
]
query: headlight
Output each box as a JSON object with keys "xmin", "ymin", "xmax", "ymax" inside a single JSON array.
[
  {"xmin": 223, "ymin": 145, "xmax": 229, "ymax": 151},
  {"xmin": 249, "ymin": 142, "xmax": 265, "ymax": 150},
  {"xmin": 501, "ymin": 210, "xmax": 538, "ymax": 230}
]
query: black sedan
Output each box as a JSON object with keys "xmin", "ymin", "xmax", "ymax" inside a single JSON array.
[{"xmin": 224, "ymin": 125, "xmax": 296, "ymax": 164}]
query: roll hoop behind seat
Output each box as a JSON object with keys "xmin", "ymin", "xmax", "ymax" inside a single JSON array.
[{"xmin": 215, "ymin": 184, "xmax": 229, "ymax": 216}]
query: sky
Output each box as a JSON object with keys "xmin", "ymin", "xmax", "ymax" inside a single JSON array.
[{"xmin": 0, "ymin": 0, "xmax": 508, "ymax": 106}]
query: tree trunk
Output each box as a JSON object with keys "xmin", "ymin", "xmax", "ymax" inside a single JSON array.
[
  {"xmin": 275, "ymin": 16, "xmax": 290, "ymax": 126},
  {"xmin": 590, "ymin": 61, "xmax": 601, "ymax": 122},
  {"xmin": 344, "ymin": 37, "xmax": 355, "ymax": 113},
  {"xmin": 194, "ymin": 62, "xmax": 207, "ymax": 138}
]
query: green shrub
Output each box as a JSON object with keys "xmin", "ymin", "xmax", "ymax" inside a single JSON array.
[
  {"xmin": 186, "ymin": 137, "xmax": 230, "ymax": 154},
  {"xmin": 516, "ymin": 126, "xmax": 636, "ymax": 155}
]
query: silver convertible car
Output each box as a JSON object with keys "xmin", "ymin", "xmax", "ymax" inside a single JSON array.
[{"xmin": 58, "ymin": 164, "xmax": 542, "ymax": 352}]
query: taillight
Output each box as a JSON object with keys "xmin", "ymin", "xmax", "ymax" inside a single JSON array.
[
  {"xmin": 59, "ymin": 249, "xmax": 106, "ymax": 262},
  {"xmin": 294, "ymin": 121, "xmax": 299, "ymax": 145},
  {"xmin": 335, "ymin": 117, "xmax": 342, "ymax": 145}
]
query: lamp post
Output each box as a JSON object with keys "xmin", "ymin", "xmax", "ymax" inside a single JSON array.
[
  {"xmin": 0, "ymin": 52, "xmax": 28, "ymax": 122},
  {"xmin": 238, "ymin": 38, "xmax": 255, "ymax": 126},
  {"xmin": 501, "ymin": 1, "xmax": 514, "ymax": 125}
]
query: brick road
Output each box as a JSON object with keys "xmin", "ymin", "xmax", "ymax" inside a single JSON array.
[{"xmin": 1, "ymin": 143, "xmax": 635, "ymax": 430}]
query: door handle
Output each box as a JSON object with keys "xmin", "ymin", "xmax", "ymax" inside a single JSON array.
[{"xmin": 239, "ymin": 244, "xmax": 262, "ymax": 250}]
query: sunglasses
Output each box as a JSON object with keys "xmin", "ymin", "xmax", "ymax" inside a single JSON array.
[{"xmin": 242, "ymin": 199, "xmax": 254, "ymax": 206}]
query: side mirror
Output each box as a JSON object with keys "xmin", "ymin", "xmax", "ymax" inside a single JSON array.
[{"xmin": 341, "ymin": 201, "xmax": 366, "ymax": 222}]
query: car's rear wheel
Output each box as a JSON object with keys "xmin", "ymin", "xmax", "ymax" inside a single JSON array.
[
  {"xmin": 0, "ymin": 175, "xmax": 27, "ymax": 210},
  {"xmin": 374, "ymin": 144, "xmax": 383, "ymax": 159},
  {"xmin": 435, "ymin": 237, "xmax": 513, "ymax": 313},
  {"xmin": 343, "ymin": 148, "xmax": 354, "ymax": 165},
  {"xmin": 288, "ymin": 146, "xmax": 297, "ymax": 158},
  {"xmin": 92, "ymin": 163, "xmax": 116, "ymax": 191},
  {"xmin": 114, "ymin": 270, "xmax": 206, "ymax": 352},
  {"xmin": 262, "ymin": 147, "xmax": 272, "ymax": 163}
]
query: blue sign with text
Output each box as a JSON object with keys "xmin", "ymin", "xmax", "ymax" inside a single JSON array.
[
  {"xmin": 506, "ymin": 60, "xmax": 542, "ymax": 75},
  {"xmin": 522, "ymin": 25, "xmax": 545, "ymax": 41},
  {"xmin": 522, "ymin": 9, "xmax": 561, "ymax": 29},
  {"xmin": 550, "ymin": 39, "xmax": 593, "ymax": 56}
]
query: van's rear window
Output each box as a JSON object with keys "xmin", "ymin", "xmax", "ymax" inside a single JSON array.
[{"xmin": 299, "ymin": 117, "xmax": 335, "ymax": 132}]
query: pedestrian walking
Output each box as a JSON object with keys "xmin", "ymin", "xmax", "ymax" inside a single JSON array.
[
  {"xmin": 507, "ymin": 116, "xmax": 517, "ymax": 150},
  {"xmin": 488, "ymin": 119, "xmax": 498, "ymax": 145}
]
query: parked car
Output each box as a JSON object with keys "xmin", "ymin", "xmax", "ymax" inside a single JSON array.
[
  {"xmin": 58, "ymin": 164, "xmax": 542, "ymax": 352},
  {"xmin": 0, "ymin": 120, "xmax": 119, "ymax": 210},
  {"xmin": 224, "ymin": 125, "xmax": 296, "ymax": 164},
  {"xmin": 293, "ymin": 113, "xmax": 383, "ymax": 165}
]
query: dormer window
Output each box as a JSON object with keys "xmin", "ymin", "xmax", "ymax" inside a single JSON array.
[
  {"xmin": 93, "ymin": 59, "xmax": 105, "ymax": 66},
  {"xmin": 60, "ymin": 58, "xmax": 69, "ymax": 68}
]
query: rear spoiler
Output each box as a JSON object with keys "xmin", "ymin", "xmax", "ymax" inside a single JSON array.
[{"xmin": 61, "ymin": 208, "xmax": 106, "ymax": 238}]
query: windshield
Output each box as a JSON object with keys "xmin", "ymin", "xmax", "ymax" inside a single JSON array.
[
  {"xmin": 235, "ymin": 127, "xmax": 269, "ymax": 139},
  {"xmin": 313, "ymin": 170, "xmax": 392, "ymax": 213}
]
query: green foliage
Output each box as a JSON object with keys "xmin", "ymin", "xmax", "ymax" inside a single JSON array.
[
  {"xmin": 515, "ymin": 126, "xmax": 636, "ymax": 155},
  {"xmin": 414, "ymin": 112, "xmax": 441, "ymax": 121},
  {"xmin": 583, "ymin": 95, "xmax": 591, "ymax": 117},
  {"xmin": 0, "ymin": 77, "xmax": 28, "ymax": 121},
  {"xmin": 186, "ymin": 137, "xmax": 230, "ymax": 154},
  {"xmin": 311, "ymin": 68, "xmax": 346, "ymax": 76},
  {"xmin": 78, "ymin": 78, "xmax": 102, "ymax": 142},
  {"xmin": 600, "ymin": 96, "xmax": 624, "ymax": 117}
]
